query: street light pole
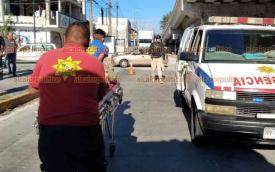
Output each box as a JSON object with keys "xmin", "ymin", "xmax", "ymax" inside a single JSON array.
[{"xmin": 32, "ymin": 0, "xmax": 36, "ymax": 44}]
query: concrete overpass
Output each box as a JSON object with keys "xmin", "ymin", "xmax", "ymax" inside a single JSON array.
[{"xmin": 162, "ymin": 0, "xmax": 275, "ymax": 52}]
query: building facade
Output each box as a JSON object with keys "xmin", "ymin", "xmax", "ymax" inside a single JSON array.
[
  {"xmin": 96, "ymin": 17, "xmax": 131, "ymax": 54},
  {"xmin": 162, "ymin": 0, "xmax": 275, "ymax": 53},
  {"xmin": 0, "ymin": 0, "xmax": 86, "ymax": 48}
]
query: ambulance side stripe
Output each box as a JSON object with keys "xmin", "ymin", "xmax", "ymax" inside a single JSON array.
[
  {"xmin": 214, "ymin": 86, "xmax": 275, "ymax": 93},
  {"xmin": 195, "ymin": 67, "xmax": 214, "ymax": 89}
]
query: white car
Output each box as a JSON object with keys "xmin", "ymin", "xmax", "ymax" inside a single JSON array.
[
  {"xmin": 17, "ymin": 43, "xmax": 56, "ymax": 62},
  {"xmin": 113, "ymin": 52, "xmax": 152, "ymax": 68}
]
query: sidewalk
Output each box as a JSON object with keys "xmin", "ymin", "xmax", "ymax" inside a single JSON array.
[
  {"xmin": 0, "ymin": 63, "xmax": 37, "ymax": 113},
  {"xmin": 0, "ymin": 63, "xmax": 34, "ymax": 95}
]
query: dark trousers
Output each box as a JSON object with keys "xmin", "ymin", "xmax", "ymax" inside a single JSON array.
[
  {"xmin": 6, "ymin": 53, "xmax": 16, "ymax": 75},
  {"xmin": 38, "ymin": 124, "xmax": 107, "ymax": 172}
]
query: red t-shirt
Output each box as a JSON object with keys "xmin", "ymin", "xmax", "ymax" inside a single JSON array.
[{"xmin": 29, "ymin": 43, "xmax": 107, "ymax": 126}]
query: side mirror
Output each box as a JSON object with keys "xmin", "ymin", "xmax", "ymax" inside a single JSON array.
[{"xmin": 179, "ymin": 52, "xmax": 198, "ymax": 61}]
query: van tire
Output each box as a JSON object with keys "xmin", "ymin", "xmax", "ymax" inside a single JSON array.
[
  {"xmin": 119, "ymin": 59, "xmax": 129, "ymax": 68},
  {"xmin": 190, "ymin": 100, "xmax": 207, "ymax": 147}
]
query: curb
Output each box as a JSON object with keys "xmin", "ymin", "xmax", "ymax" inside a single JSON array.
[{"xmin": 0, "ymin": 91, "xmax": 39, "ymax": 114}]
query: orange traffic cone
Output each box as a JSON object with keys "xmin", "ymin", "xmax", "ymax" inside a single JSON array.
[{"xmin": 128, "ymin": 63, "xmax": 135, "ymax": 75}]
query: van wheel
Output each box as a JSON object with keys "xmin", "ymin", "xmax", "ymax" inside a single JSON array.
[
  {"xmin": 190, "ymin": 101, "xmax": 206, "ymax": 147},
  {"xmin": 119, "ymin": 59, "xmax": 129, "ymax": 68}
]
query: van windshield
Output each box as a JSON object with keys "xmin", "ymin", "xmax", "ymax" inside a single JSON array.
[
  {"xmin": 204, "ymin": 30, "xmax": 275, "ymax": 62},
  {"xmin": 139, "ymin": 39, "xmax": 152, "ymax": 44}
]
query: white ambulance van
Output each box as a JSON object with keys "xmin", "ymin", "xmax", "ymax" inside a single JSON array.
[{"xmin": 176, "ymin": 17, "xmax": 275, "ymax": 146}]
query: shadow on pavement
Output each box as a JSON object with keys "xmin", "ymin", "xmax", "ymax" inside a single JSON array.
[
  {"xmin": 107, "ymin": 92, "xmax": 275, "ymax": 172},
  {"xmin": 3, "ymin": 69, "xmax": 32, "ymax": 79},
  {"xmin": 16, "ymin": 61, "xmax": 36, "ymax": 64},
  {"xmin": 16, "ymin": 69, "xmax": 33, "ymax": 77},
  {"xmin": 0, "ymin": 85, "xmax": 28, "ymax": 96}
]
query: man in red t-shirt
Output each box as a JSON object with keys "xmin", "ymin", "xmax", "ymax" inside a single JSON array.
[{"xmin": 29, "ymin": 22, "xmax": 108, "ymax": 172}]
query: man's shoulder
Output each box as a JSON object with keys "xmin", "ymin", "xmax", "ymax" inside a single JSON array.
[
  {"xmin": 79, "ymin": 52, "xmax": 104, "ymax": 72},
  {"xmin": 77, "ymin": 51, "xmax": 101, "ymax": 63},
  {"xmin": 43, "ymin": 48, "xmax": 61, "ymax": 56},
  {"xmin": 39, "ymin": 48, "xmax": 102, "ymax": 64},
  {"xmin": 37, "ymin": 48, "xmax": 62, "ymax": 63},
  {"xmin": 90, "ymin": 40, "xmax": 102, "ymax": 45}
]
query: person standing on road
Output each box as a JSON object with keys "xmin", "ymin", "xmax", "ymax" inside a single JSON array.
[
  {"xmin": 29, "ymin": 22, "xmax": 108, "ymax": 172},
  {"xmin": 87, "ymin": 29, "xmax": 109, "ymax": 62},
  {"xmin": 0, "ymin": 33, "xmax": 5, "ymax": 68},
  {"xmin": 5, "ymin": 32, "xmax": 17, "ymax": 77},
  {"xmin": 0, "ymin": 32, "xmax": 5, "ymax": 55},
  {"xmin": 149, "ymin": 35, "xmax": 165, "ymax": 84},
  {"xmin": 87, "ymin": 29, "xmax": 118, "ymax": 84}
]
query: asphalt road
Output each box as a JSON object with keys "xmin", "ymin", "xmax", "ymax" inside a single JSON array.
[{"xmin": 1, "ymin": 60, "xmax": 275, "ymax": 172}]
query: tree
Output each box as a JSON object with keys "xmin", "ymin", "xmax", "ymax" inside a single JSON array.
[
  {"xmin": 160, "ymin": 11, "xmax": 172, "ymax": 31},
  {"xmin": 0, "ymin": 16, "xmax": 15, "ymax": 37}
]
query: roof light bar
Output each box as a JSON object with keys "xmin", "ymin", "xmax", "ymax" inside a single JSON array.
[{"xmin": 208, "ymin": 16, "xmax": 275, "ymax": 26}]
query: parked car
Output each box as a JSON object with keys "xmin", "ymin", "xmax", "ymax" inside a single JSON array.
[
  {"xmin": 113, "ymin": 51, "xmax": 169, "ymax": 68},
  {"xmin": 113, "ymin": 52, "xmax": 152, "ymax": 68},
  {"xmin": 16, "ymin": 43, "xmax": 56, "ymax": 62}
]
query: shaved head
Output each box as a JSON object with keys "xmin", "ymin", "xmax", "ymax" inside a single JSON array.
[{"xmin": 65, "ymin": 22, "xmax": 90, "ymax": 48}]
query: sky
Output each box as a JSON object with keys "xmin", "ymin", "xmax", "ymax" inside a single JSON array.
[{"xmin": 86, "ymin": 0, "xmax": 176, "ymax": 34}]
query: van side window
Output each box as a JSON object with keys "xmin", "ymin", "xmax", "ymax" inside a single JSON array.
[
  {"xmin": 191, "ymin": 30, "xmax": 203, "ymax": 57},
  {"xmin": 187, "ymin": 29, "xmax": 198, "ymax": 52}
]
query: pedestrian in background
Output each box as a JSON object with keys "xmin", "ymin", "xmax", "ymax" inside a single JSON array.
[
  {"xmin": 87, "ymin": 29, "xmax": 109, "ymax": 62},
  {"xmin": 149, "ymin": 35, "xmax": 165, "ymax": 84},
  {"xmin": 87, "ymin": 29, "xmax": 118, "ymax": 84},
  {"xmin": 0, "ymin": 32, "xmax": 5, "ymax": 54},
  {"xmin": 0, "ymin": 33, "xmax": 5, "ymax": 68},
  {"xmin": 5, "ymin": 32, "xmax": 17, "ymax": 77},
  {"xmin": 29, "ymin": 22, "xmax": 108, "ymax": 172}
]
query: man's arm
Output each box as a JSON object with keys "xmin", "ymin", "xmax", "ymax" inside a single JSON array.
[
  {"xmin": 98, "ymin": 52, "xmax": 106, "ymax": 62},
  {"xmin": 97, "ymin": 63, "xmax": 108, "ymax": 101},
  {"xmin": 161, "ymin": 43, "xmax": 165, "ymax": 58},
  {"xmin": 98, "ymin": 47, "xmax": 109, "ymax": 62},
  {"xmin": 29, "ymin": 87, "xmax": 39, "ymax": 94},
  {"xmin": 3, "ymin": 39, "xmax": 7, "ymax": 54},
  {"xmin": 28, "ymin": 58, "xmax": 42, "ymax": 93},
  {"xmin": 0, "ymin": 38, "xmax": 5, "ymax": 54},
  {"xmin": 15, "ymin": 40, "xmax": 18, "ymax": 52},
  {"xmin": 148, "ymin": 43, "xmax": 154, "ymax": 55}
]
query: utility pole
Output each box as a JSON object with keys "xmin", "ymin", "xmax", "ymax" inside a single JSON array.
[
  {"xmin": 1, "ymin": 0, "xmax": 5, "ymax": 26},
  {"xmin": 108, "ymin": 0, "xmax": 112, "ymax": 36},
  {"xmin": 101, "ymin": 8, "xmax": 104, "ymax": 24},
  {"xmin": 116, "ymin": 1, "xmax": 118, "ymax": 39},
  {"xmin": 115, "ymin": 1, "xmax": 118, "ymax": 54},
  {"xmin": 89, "ymin": 0, "xmax": 93, "ymax": 40},
  {"xmin": 105, "ymin": 8, "xmax": 108, "ymax": 25},
  {"xmin": 32, "ymin": 0, "xmax": 36, "ymax": 44}
]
